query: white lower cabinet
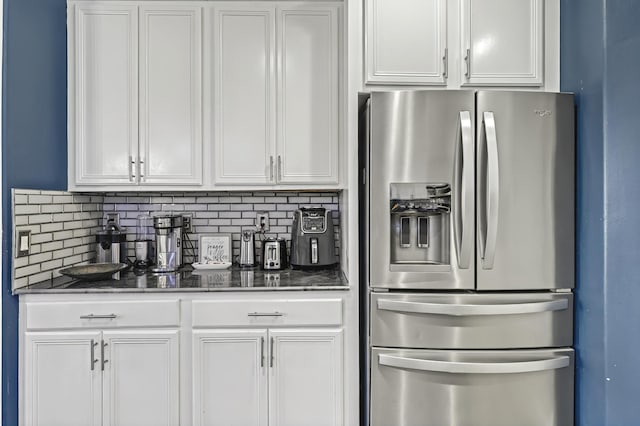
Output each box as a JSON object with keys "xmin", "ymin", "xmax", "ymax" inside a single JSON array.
[
  {"xmin": 24, "ymin": 330, "xmax": 180, "ymax": 426},
  {"xmin": 193, "ymin": 328, "xmax": 343, "ymax": 426},
  {"xmin": 24, "ymin": 331, "xmax": 102, "ymax": 426}
]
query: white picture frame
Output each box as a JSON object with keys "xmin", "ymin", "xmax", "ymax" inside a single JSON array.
[{"xmin": 199, "ymin": 233, "xmax": 232, "ymax": 264}]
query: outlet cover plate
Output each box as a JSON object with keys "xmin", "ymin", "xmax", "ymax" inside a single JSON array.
[{"xmin": 255, "ymin": 212, "xmax": 270, "ymax": 231}]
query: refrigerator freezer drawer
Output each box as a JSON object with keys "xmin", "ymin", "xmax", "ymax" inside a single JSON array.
[
  {"xmin": 370, "ymin": 348, "xmax": 574, "ymax": 426},
  {"xmin": 371, "ymin": 292, "xmax": 573, "ymax": 349}
]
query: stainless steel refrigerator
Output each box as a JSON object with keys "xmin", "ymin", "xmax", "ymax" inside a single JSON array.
[{"xmin": 359, "ymin": 90, "xmax": 575, "ymax": 426}]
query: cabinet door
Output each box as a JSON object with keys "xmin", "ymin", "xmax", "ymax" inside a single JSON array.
[
  {"xmin": 269, "ymin": 329, "xmax": 343, "ymax": 426},
  {"xmin": 277, "ymin": 5, "xmax": 340, "ymax": 184},
  {"xmin": 139, "ymin": 5, "xmax": 203, "ymax": 185},
  {"xmin": 213, "ymin": 6, "xmax": 276, "ymax": 185},
  {"xmin": 24, "ymin": 331, "xmax": 102, "ymax": 426},
  {"xmin": 461, "ymin": 0, "xmax": 543, "ymax": 86},
  {"xmin": 365, "ymin": 0, "xmax": 447, "ymax": 84},
  {"xmin": 102, "ymin": 330, "xmax": 180, "ymax": 426},
  {"xmin": 71, "ymin": 3, "xmax": 138, "ymax": 185},
  {"xmin": 192, "ymin": 330, "xmax": 268, "ymax": 426}
]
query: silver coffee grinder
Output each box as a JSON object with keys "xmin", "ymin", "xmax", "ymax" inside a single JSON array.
[
  {"xmin": 151, "ymin": 215, "xmax": 183, "ymax": 273},
  {"xmin": 134, "ymin": 214, "xmax": 154, "ymax": 270}
]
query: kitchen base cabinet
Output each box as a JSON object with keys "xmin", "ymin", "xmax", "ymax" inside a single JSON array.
[
  {"xmin": 24, "ymin": 331, "xmax": 102, "ymax": 426},
  {"xmin": 193, "ymin": 330, "xmax": 268, "ymax": 426},
  {"xmin": 102, "ymin": 330, "xmax": 180, "ymax": 426},
  {"xmin": 269, "ymin": 329, "xmax": 343, "ymax": 426},
  {"xmin": 193, "ymin": 328, "xmax": 343, "ymax": 426},
  {"xmin": 24, "ymin": 330, "xmax": 180, "ymax": 426}
]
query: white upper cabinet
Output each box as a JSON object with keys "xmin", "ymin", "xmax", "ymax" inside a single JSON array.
[
  {"xmin": 213, "ymin": 6, "xmax": 276, "ymax": 185},
  {"xmin": 365, "ymin": 0, "xmax": 548, "ymax": 88},
  {"xmin": 69, "ymin": 2, "xmax": 203, "ymax": 189},
  {"xmin": 366, "ymin": 0, "xmax": 447, "ymax": 85},
  {"xmin": 71, "ymin": 3, "xmax": 138, "ymax": 185},
  {"xmin": 211, "ymin": 2, "xmax": 341, "ymax": 187},
  {"xmin": 139, "ymin": 5, "xmax": 203, "ymax": 184},
  {"xmin": 461, "ymin": 0, "xmax": 543, "ymax": 86},
  {"xmin": 277, "ymin": 5, "xmax": 340, "ymax": 184}
]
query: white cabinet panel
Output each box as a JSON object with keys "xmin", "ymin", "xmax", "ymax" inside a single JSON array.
[
  {"xmin": 73, "ymin": 4, "xmax": 138, "ymax": 185},
  {"xmin": 366, "ymin": 0, "xmax": 447, "ymax": 84},
  {"xmin": 24, "ymin": 331, "xmax": 102, "ymax": 426},
  {"xmin": 277, "ymin": 6, "xmax": 340, "ymax": 184},
  {"xmin": 140, "ymin": 6, "xmax": 203, "ymax": 184},
  {"xmin": 102, "ymin": 330, "xmax": 180, "ymax": 426},
  {"xmin": 269, "ymin": 329, "xmax": 343, "ymax": 426},
  {"xmin": 461, "ymin": 0, "xmax": 543, "ymax": 85},
  {"xmin": 213, "ymin": 7, "xmax": 275, "ymax": 185},
  {"xmin": 193, "ymin": 330, "xmax": 268, "ymax": 426}
]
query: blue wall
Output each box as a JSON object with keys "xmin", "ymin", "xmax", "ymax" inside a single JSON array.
[
  {"xmin": 2, "ymin": 0, "xmax": 68, "ymax": 423},
  {"xmin": 561, "ymin": 0, "xmax": 640, "ymax": 424}
]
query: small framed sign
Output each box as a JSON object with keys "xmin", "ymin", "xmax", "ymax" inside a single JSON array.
[{"xmin": 199, "ymin": 233, "xmax": 232, "ymax": 264}]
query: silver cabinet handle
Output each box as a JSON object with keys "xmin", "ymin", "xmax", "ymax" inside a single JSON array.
[
  {"xmin": 442, "ymin": 48, "xmax": 448, "ymax": 78},
  {"xmin": 129, "ymin": 156, "xmax": 136, "ymax": 181},
  {"xmin": 139, "ymin": 157, "xmax": 145, "ymax": 181},
  {"xmin": 248, "ymin": 312, "xmax": 284, "ymax": 317},
  {"xmin": 269, "ymin": 337, "xmax": 274, "ymax": 368},
  {"xmin": 464, "ymin": 48, "xmax": 471, "ymax": 78},
  {"xmin": 277, "ymin": 155, "xmax": 282, "ymax": 181},
  {"xmin": 377, "ymin": 298, "xmax": 569, "ymax": 316},
  {"xmin": 80, "ymin": 314, "xmax": 117, "ymax": 320},
  {"xmin": 269, "ymin": 156, "xmax": 274, "ymax": 181},
  {"xmin": 101, "ymin": 340, "xmax": 108, "ymax": 371},
  {"xmin": 483, "ymin": 111, "xmax": 500, "ymax": 269},
  {"xmin": 260, "ymin": 337, "xmax": 265, "ymax": 368},
  {"xmin": 379, "ymin": 353, "xmax": 570, "ymax": 374},
  {"xmin": 454, "ymin": 111, "xmax": 473, "ymax": 269},
  {"xmin": 90, "ymin": 339, "xmax": 98, "ymax": 371}
]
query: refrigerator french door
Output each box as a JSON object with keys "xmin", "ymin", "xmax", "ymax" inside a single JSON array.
[
  {"xmin": 361, "ymin": 90, "xmax": 575, "ymax": 426},
  {"xmin": 367, "ymin": 90, "xmax": 574, "ymax": 291}
]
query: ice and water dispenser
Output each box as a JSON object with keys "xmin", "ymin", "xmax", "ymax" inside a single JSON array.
[{"xmin": 389, "ymin": 183, "xmax": 451, "ymax": 266}]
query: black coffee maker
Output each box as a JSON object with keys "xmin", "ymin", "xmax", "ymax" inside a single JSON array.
[{"xmin": 290, "ymin": 208, "xmax": 336, "ymax": 269}]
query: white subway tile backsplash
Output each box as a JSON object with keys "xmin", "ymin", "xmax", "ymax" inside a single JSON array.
[{"xmin": 12, "ymin": 189, "xmax": 341, "ymax": 290}]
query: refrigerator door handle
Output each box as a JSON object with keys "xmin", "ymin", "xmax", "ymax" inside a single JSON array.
[
  {"xmin": 483, "ymin": 111, "xmax": 500, "ymax": 269},
  {"xmin": 455, "ymin": 111, "xmax": 473, "ymax": 269},
  {"xmin": 377, "ymin": 298, "xmax": 568, "ymax": 316},
  {"xmin": 378, "ymin": 353, "xmax": 570, "ymax": 374}
]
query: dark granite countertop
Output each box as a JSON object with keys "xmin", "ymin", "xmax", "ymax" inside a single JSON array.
[{"xmin": 14, "ymin": 264, "xmax": 349, "ymax": 294}]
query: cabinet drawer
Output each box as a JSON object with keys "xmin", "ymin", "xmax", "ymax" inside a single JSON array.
[
  {"xmin": 192, "ymin": 299, "xmax": 342, "ymax": 327},
  {"xmin": 26, "ymin": 300, "xmax": 180, "ymax": 330}
]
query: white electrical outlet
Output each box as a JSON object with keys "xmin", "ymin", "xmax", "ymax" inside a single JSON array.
[{"xmin": 255, "ymin": 212, "xmax": 270, "ymax": 231}]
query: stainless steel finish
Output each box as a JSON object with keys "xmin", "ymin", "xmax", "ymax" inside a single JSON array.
[
  {"xmin": 378, "ymin": 352, "xmax": 570, "ymax": 374},
  {"xmin": 476, "ymin": 91, "xmax": 575, "ymax": 290},
  {"xmin": 311, "ymin": 239, "xmax": 318, "ymax": 264},
  {"xmin": 370, "ymin": 348, "xmax": 575, "ymax": 426},
  {"xmin": 239, "ymin": 230, "xmax": 256, "ymax": 267},
  {"xmin": 442, "ymin": 48, "xmax": 448, "ymax": 78},
  {"xmin": 260, "ymin": 337, "xmax": 265, "ymax": 368},
  {"xmin": 247, "ymin": 312, "xmax": 284, "ymax": 317},
  {"xmin": 101, "ymin": 340, "xmax": 108, "ymax": 371},
  {"xmin": 482, "ymin": 111, "xmax": 499, "ymax": 269},
  {"xmin": 277, "ymin": 155, "xmax": 282, "ymax": 181},
  {"xmin": 80, "ymin": 313, "xmax": 117, "ymax": 320},
  {"xmin": 90, "ymin": 339, "xmax": 98, "ymax": 371},
  {"xmin": 371, "ymin": 292, "xmax": 573, "ymax": 349},
  {"xmin": 269, "ymin": 337, "xmax": 274, "ymax": 368},
  {"xmin": 269, "ymin": 156, "xmax": 274, "ymax": 181},
  {"xmin": 151, "ymin": 215, "xmax": 183, "ymax": 273},
  {"xmin": 464, "ymin": 48, "xmax": 470, "ymax": 77},
  {"xmin": 129, "ymin": 156, "xmax": 136, "ymax": 181},
  {"xmin": 457, "ymin": 111, "xmax": 473, "ymax": 269},
  {"xmin": 139, "ymin": 157, "xmax": 145, "ymax": 181},
  {"xmin": 368, "ymin": 90, "xmax": 475, "ymax": 289}
]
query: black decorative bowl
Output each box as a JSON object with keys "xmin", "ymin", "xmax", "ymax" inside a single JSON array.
[{"xmin": 59, "ymin": 263, "xmax": 129, "ymax": 281}]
